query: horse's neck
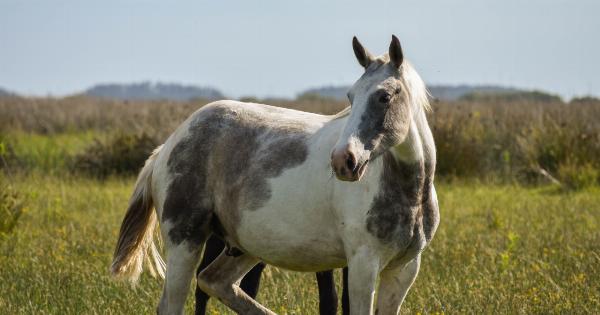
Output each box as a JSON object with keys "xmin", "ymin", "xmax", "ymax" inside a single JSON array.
[{"xmin": 381, "ymin": 108, "xmax": 438, "ymax": 241}]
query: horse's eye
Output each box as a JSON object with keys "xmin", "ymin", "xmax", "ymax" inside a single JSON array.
[{"xmin": 379, "ymin": 93, "xmax": 391, "ymax": 104}]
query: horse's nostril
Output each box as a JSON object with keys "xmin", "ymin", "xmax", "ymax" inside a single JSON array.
[{"xmin": 346, "ymin": 152, "xmax": 357, "ymax": 172}]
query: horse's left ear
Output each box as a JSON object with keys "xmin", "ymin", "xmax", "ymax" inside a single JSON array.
[{"xmin": 389, "ymin": 35, "xmax": 404, "ymax": 68}]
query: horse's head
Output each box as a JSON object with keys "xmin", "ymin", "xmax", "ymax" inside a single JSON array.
[{"xmin": 331, "ymin": 35, "xmax": 413, "ymax": 181}]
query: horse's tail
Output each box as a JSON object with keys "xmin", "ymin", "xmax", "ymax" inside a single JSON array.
[{"xmin": 111, "ymin": 145, "xmax": 165, "ymax": 284}]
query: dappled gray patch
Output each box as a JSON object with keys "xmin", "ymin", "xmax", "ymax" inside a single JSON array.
[
  {"xmin": 366, "ymin": 153, "xmax": 425, "ymax": 250},
  {"xmin": 162, "ymin": 104, "xmax": 310, "ymax": 247}
]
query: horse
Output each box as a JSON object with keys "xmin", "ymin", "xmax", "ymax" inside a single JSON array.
[
  {"xmin": 111, "ymin": 34, "xmax": 439, "ymax": 315},
  {"xmin": 194, "ymin": 235, "xmax": 350, "ymax": 315}
]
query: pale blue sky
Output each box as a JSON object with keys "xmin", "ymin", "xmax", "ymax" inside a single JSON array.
[{"xmin": 1, "ymin": 0, "xmax": 599, "ymax": 99}]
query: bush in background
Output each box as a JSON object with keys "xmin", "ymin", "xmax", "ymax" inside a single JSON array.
[
  {"xmin": 0, "ymin": 176, "xmax": 24, "ymax": 240},
  {"xmin": 71, "ymin": 133, "xmax": 159, "ymax": 179},
  {"xmin": 0, "ymin": 134, "xmax": 17, "ymax": 174},
  {"xmin": 557, "ymin": 161, "xmax": 599, "ymax": 190},
  {"xmin": 430, "ymin": 100, "xmax": 600, "ymax": 187}
]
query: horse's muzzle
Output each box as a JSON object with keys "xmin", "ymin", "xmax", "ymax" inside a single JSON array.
[{"xmin": 330, "ymin": 145, "xmax": 369, "ymax": 182}]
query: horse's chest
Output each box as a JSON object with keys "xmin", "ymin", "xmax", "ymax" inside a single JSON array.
[
  {"xmin": 365, "ymin": 190, "xmax": 424, "ymax": 251},
  {"xmin": 365, "ymin": 156, "xmax": 427, "ymax": 252}
]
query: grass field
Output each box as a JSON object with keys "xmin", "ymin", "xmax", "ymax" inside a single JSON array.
[
  {"xmin": 1, "ymin": 97, "xmax": 599, "ymax": 314},
  {"xmin": 1, "ymin": 173, "xmax": 598, "ymax": 314}
]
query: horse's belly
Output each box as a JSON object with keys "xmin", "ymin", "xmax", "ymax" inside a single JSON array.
[
  {"xmin": 245, "ymin": 235, "xmax": 346, "ymax": 271},
  {"xmin": 237, "ymin": 216, "xmax": 347, "ymax": 271},
  {"xmin": 235, "ymin": 170, "xmax": 346, "ymax": 271}
]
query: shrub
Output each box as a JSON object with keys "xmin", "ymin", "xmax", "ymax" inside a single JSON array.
[
  {"xmin": 0, "ymin": 134, "xmax": 18, "ymax": 175},
  {"xmin": 71, "ymin": 133, "xmax": 159, "ymax": 179},
  {"xmin": 430, "ymin": 100, "xmax": 600, "ymax": 187},
  {"xmin": 557, "ymin": 161, "xmax": 599, "ymax": 190},
  {"xmin": 0, "ymin": 177, "xmax": 24, "ymax": 240}
]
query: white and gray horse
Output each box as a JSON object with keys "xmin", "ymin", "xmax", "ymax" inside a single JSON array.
[{"xmin": 111, "ymin": 35, "xmax": 439, "ymax": 315}]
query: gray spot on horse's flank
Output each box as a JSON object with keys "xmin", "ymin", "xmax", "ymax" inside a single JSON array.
[
  {"xmin": 162, "ymin": 107, "xmax": 225, "ymax": 246},
  {"xmin": 366, "ymin": 153, "xmax": 426, "ymax": 250},
  {"xmin": 163, "ymin": 103, "xmax": 310, "ymax": 247}
]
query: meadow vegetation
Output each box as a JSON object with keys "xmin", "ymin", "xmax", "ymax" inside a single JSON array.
[
  {"xmin": 2, "ymin": 94, "xmax": 599, "ymax": 187},
  {"xmin": 0, "ymin": 94, "xmax": 599, "ymax": 314},
  {"xmin": 0, "ymin": 175, "xmax": 597, "ymax": 314}
]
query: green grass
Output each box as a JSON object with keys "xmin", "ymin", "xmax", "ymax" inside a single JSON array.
[
  {"xmin": 1, "ymin": 174, "xmax": 598, "ymax": 314},
  {"xmin": 2, "ymin": 131, "xmax": 97, "ymax": 174}
]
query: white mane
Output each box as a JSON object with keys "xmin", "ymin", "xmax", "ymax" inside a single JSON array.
[{"xmin": 402, "ymin": 61, "xmax": 432, "ymax": 113}]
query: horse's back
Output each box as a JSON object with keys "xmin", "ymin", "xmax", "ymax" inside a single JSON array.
[{"xmin": 198, "ymin": 100, "xmax": 329, "ymax": 132}]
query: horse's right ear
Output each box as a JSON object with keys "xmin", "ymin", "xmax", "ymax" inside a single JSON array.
[{"xmin": 352, "ymin": 36, "xmax": 373, "ymax": 69}]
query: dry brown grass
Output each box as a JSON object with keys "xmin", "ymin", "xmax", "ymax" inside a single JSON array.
[
  {"xmin": 0, "ymin": 95, "xmax": 347, "ymax": 141},
  {"xmin": 0, "ymin": 95, "xmax": 205, "ymax": 140}
]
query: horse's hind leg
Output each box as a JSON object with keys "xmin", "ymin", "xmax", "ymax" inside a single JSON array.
[
  {"xmin": 158, "ymin": 214, "xmax": 211, "ymax": 315},
  {"xmin": 315, "ymin": 270, "xmax": 338, "ymax": 315},
  {"xmin": 194, "ymin": 236, "xmax": 225, "ymax": 315},
  {"xmin": 239, "ymin": 262, "xmax": 266, "ymax": 298},
  {"xmin": 342, "ymin": 267, "xmax": 349, "ymax": 315},
  {"xmin": 157, "ymin": 242, "xmax": 204, "ymax": 315},
  {"xmin": 197, "ymin": 251, "xmax": 275, "ymax": 315},
  {"xmin": 375, "ymin": 255, "xmax": 421, "ymax": 315}
]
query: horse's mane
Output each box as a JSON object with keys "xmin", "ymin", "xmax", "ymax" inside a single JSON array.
[
  {"xmin": 402, "ymin": 61, "xmax": 432, "ymax": 112},
  {"xmin": 331, "ymin": 61, "xmax": 431, "ymax": 120},
  {"xmin": 331, "ymin": 106, "xmax": 352, "ymax": 120}
]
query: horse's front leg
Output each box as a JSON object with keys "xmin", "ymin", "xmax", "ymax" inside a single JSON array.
[
  {"xmin": 346, "ymin": 246, "xmax": 380, "ymax": 315},
  {"xmin": 375, "ymin": 255, "xmax": 421, "ymax": 315}
]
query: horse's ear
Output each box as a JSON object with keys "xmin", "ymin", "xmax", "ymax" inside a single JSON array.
[
  {"xmin": 389, "ymin": 35, "xmax": 404, "ymax": 68},
  {"xmin": 352, "ymin": 36, "xmax": 373, "ymax": 69}
]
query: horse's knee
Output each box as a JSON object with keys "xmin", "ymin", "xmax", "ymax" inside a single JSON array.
[
  {"xmin": 197, "ymin": 270, "xmax": 226, "ymax": 297},
  {"xmin": 196, "ymin": 273, "xmax": 213, "ymax": 296}
]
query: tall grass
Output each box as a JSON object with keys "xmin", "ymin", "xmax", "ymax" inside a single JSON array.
[
  {"xmin": 431, "ymin": 99, "xmax": 600, "ymax": 186},
  {"xmin": 1, "ymin": 95, "xmax": 599, "ymax": 187},
  {"xmin": 1, "ymin": 132, "xmax": 95, "ymax": 175},
  {"xmin": 0, "ymin": 95, "xmax": 346, "ymax": 140}
]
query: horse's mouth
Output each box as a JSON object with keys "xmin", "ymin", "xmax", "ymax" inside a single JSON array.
[{"xmin": 335, "ymin": 159, "xmax": 369, "ymax": 182}]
